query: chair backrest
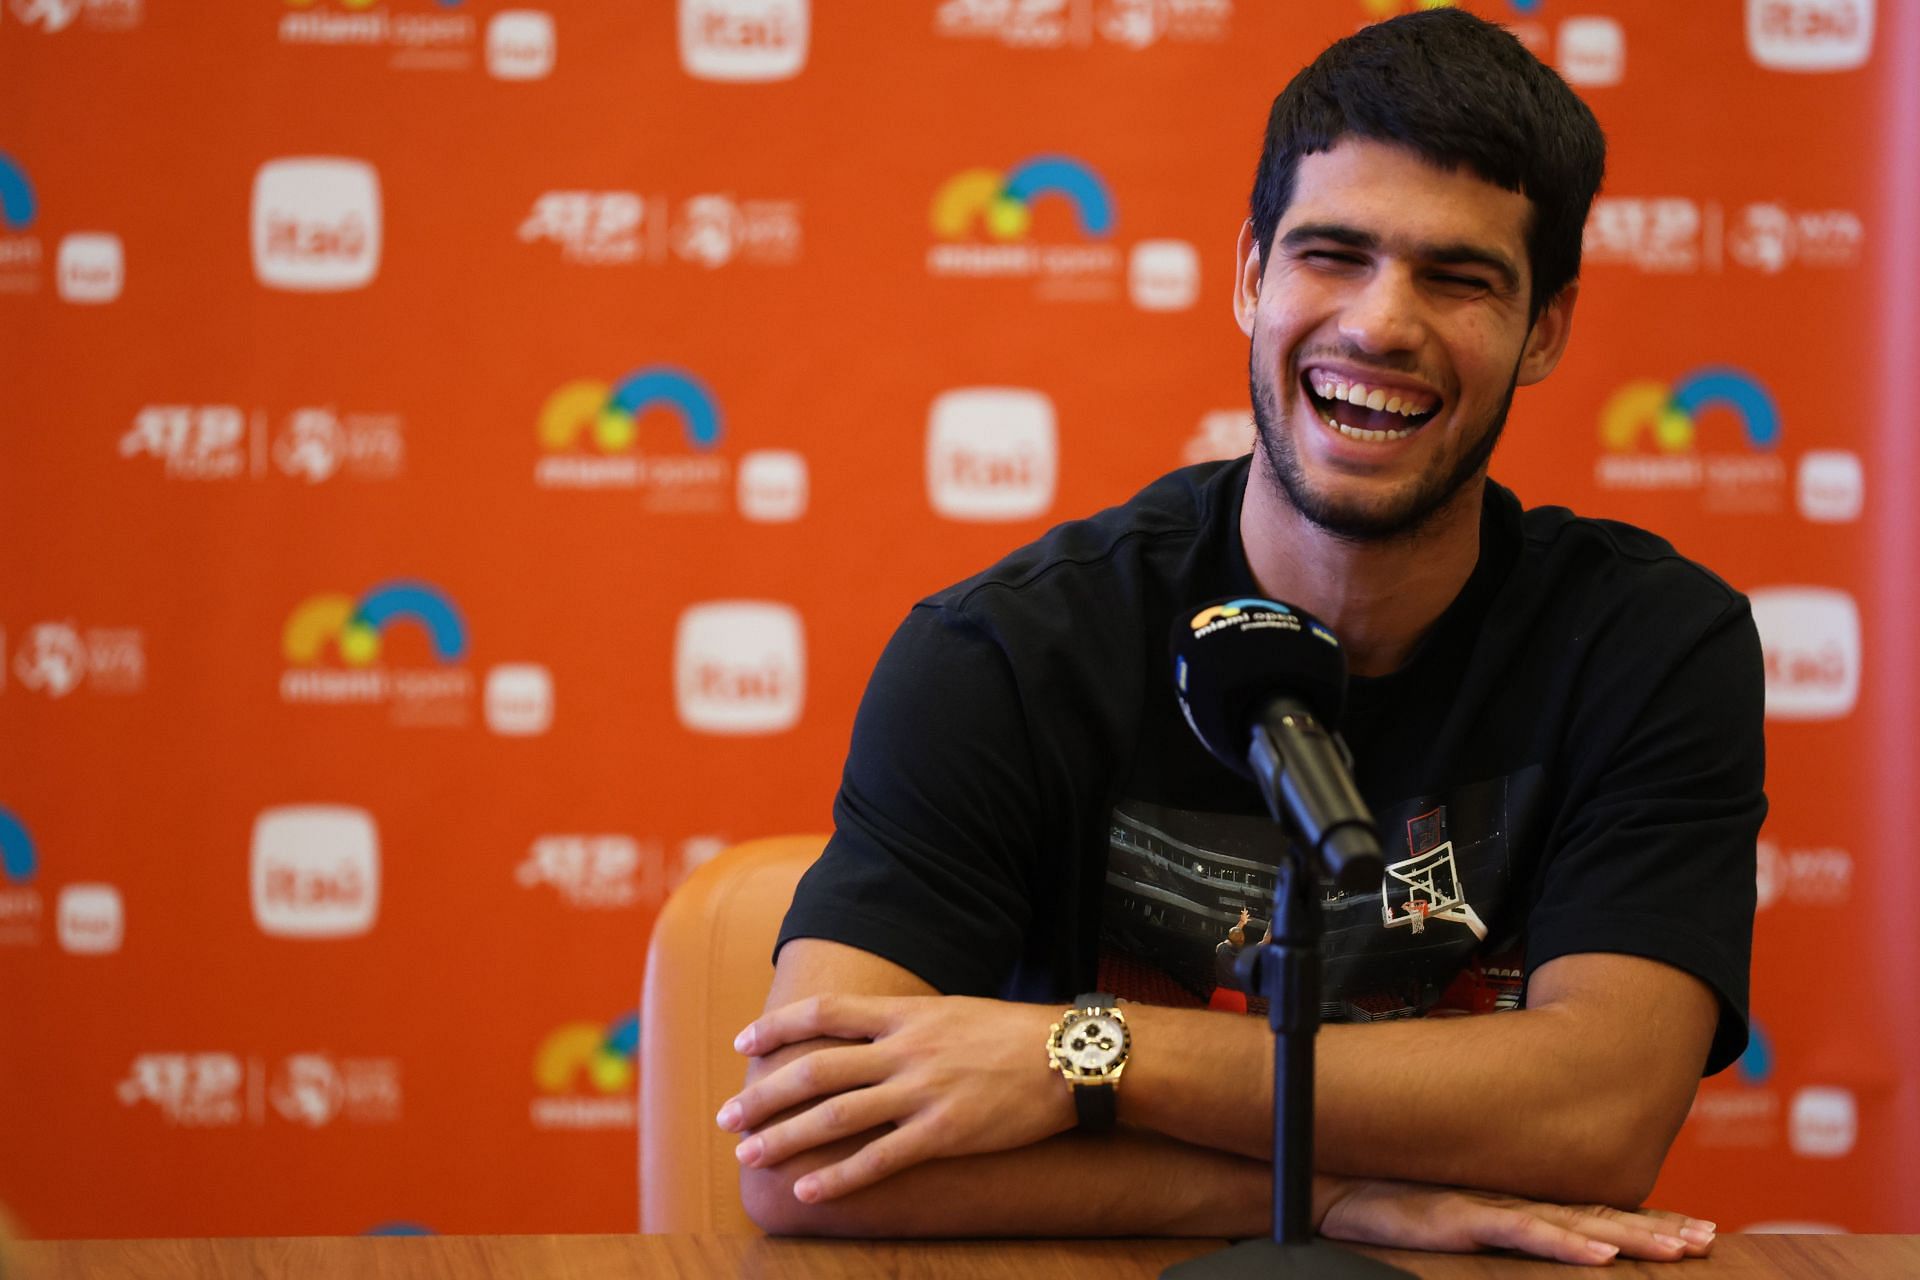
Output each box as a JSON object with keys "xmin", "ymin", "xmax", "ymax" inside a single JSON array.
[{"xmin": 638, "ymin": 835, "xmax": 825, "ymax": 1234}]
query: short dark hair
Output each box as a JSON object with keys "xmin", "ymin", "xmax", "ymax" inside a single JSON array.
[{"xmin": 1249, "ymin": 8, "xmax": 1605, "ymax": 319}]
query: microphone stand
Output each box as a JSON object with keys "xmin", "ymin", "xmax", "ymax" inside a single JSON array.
[{"xmin": 1164, "ymin": 717, "xmax": 1413, "ymax": 1279}]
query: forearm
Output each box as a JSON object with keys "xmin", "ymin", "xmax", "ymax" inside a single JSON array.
[
  {"xmin": 1121, "ymin": 996, "xmax": 1698, "ymax": 1205},
  {"xmin": 744, "ymin": 1126, "xmax": 1273, "ymax": 1238}
]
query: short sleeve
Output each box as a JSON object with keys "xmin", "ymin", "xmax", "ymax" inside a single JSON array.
[
  {"xmin": 1525, "ymin": 597, "xmax": 1767, "ymax": 1076},
  {"xmin": 776, "ymin": 603, "xmax": 1046, "ymax": 995}
]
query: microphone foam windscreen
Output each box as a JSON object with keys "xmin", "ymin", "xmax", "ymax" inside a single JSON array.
[{"xmin": 1170, "ymin": 597, "xmax": 1348, "ymax": 778}]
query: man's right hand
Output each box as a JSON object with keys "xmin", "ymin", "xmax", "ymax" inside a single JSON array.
[{"xmin": 1316, "ymin": 1176, "xmax": 1716, "ymax": 1265}]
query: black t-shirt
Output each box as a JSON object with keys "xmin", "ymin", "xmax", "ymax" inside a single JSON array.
[{"xmin": 780, "ymin": 457, "xmax": 1765, "ymax": 1074}]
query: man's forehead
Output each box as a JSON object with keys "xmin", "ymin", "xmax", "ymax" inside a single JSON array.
[{"xmin": 1277, "ymin": 138, "xmax": 1533, "ymax": 259}]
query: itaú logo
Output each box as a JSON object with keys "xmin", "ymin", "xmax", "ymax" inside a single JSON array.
[
  {"xmin": 1747, "ymin": 0, "xmax": 1874, "ymax": 72},
  {"xmin": 678, "ymin": 0, "xmax": 809, "ymax": 82},
  {"xmin": 926, "ymin": 388, "xmax": 1057, "ymax": 521},
  {"xmin": 1748, "ymin": 586, "xmax": 1860, "ymax": 721},
  {"xmin": 251, "ymin": 157, "xmax": 382, "ymax": 291},
  {"xmin": 250, "ymin": 806, "xmax": 381, "ymax": 938},
  {"xmin": 673, "ymin": 601, "xmax": 805, "ymax": 734}
]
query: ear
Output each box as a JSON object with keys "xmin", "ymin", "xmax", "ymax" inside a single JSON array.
[
  {"xmin": 1233, "ymin": 220, "xmax": 1262, "ymax": 338},
  {"xmin": 1516, "ymin": 281, "xmax": 1578, "ymax": 386}
]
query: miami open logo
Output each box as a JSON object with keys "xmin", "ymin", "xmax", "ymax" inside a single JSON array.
[
  {"xmin": 530, "ymin": 1012, "xmax": 639, "ymax": 1130},
  {"xmin": 0, "ymin": 152, "xmax": 44, "ymax": 289},
  {"xmin": 927, "ymin": 154, "xmax": 1128, "ymax": 301},
  {"xmin": 280, "ymin": 580, "xmax": 474, "ymax": 725},
  {"xmin": 0, "ymin": 806, "xmax": 43, "ymax": 947},
  {"xmin": 1595, "ymin": 366, "xmax": 1787, "ymax": 512},
  {"xmin": 535, "ymin": 365, "xmax": 724, "ymax": 499}
]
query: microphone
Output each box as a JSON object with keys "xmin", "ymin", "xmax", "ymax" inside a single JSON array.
[{"xmin": 1171, "ymin": 597, "xmax": 1383, "ymax": 889}]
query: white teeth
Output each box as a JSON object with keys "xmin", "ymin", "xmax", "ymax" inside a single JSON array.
[
  {"xmin": 1308, "ymin": 372, "xmax": 1436, "ymax": 418},
  {"xmin": 1324, "ymin": 415, "xmax": 1413, "ymax": 443}
]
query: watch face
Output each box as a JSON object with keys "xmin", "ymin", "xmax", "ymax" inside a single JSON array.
[{"xmin": 1061, "ymin": 1013, "xmax": 1126, "ymax": 1074}]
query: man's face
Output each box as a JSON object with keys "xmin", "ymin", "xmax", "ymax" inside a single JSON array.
[{"xmin": 1237, "ymin": 137, "xmax": 1573, "ymax": 541}]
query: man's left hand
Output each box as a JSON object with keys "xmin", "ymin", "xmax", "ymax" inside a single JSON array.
[{"xmin": 717, "ymin": 994, "xmax": 1073, "ymax": 1203}]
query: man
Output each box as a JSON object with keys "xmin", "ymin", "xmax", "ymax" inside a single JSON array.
[{"xmin": 716, "ymin": 10, "xmax": 1764, "ymax": 1263}]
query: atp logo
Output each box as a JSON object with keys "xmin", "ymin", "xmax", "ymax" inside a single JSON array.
[
  {"xmin": 530, "ymin": 1012, "xmax": 639, "ymax": 1129},
  {"xmin": 932, "ymin": 156, "xmax": 1113, "ymax": 242},
  {"xmin": 279, "ymin": 581, "xmax": 475, "ymax": 723},
  {"xmin": 1595, "ymin": 367, "xmax": 1787, "ymax": 510},
  {"xmin": 0, "ymin": 807, "xmax": 43, "ymax": 946}
]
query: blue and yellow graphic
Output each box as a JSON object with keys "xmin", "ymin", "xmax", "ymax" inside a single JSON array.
[
  {"xmin": 538, "ymin": 366, "xmax": 722, "ymax": 454},
  {"xmin": 1600, "ymin": 367, "xmax": 1780, "ymax": 453},
  {"xmin": 0, "ymin": 808, "xmax": 35, "ymax": 884},
  {"xmin": 0, "ymin": 154, "xmax": 37, "ymax": 231},
  {"xmin": 534, "ymin": 1012, "xmax": 639, "ymax": 1095},
  {"xmin": 932, "ymin": 156, "xmax": 1114, "ymax": 241},
  {"xmin": 1189, "ymin": 598, "xmax": 1289, "ymax": 632},
  {"xmin": 283, "ymin": 581, "xmax": 468, "ymax": 666}
]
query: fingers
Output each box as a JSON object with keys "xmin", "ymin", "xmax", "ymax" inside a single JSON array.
[
  {"xmin": 733, "ymin": 1083, "xmax": 903, "ymax": 1172},
  {"xmin": 1464, "ymin": 1203, "xmax": 1625, "ymax": 1266},
  {"xmin": 790, "ymin": 1120, "xmax": 933, "ymax": 1203},
  {"xmin": 717, "ymin": 1042, "xmax": 890, "ymax": 1133},
  {"xmin": 734, "ymin": 993, "xmax": 898, "ymax": 1056},
  {"xmin": 1537, "ymin": 1204, "xmax": 1714, "ymax": 1259}
]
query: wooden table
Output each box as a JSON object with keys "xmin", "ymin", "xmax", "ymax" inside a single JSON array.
[{"xmin": 10, "ymin": 1232, "xmax": 1920, "ymax": 1277}]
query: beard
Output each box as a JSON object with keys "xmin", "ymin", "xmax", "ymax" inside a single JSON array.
[{"xmin": 1249, "ymin": 349, "xmax": 1518, "ymax": 543}]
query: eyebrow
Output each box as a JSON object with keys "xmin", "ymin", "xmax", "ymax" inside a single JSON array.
[{"xmin": 1278, "ymin": 222, "xmax": 1522, "ymax": 294}]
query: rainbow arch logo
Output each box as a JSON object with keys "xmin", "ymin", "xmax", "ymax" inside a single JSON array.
[
  {"xmin": 534, "ymin": 1012, "xmax": 638, "ymax": 1095},
  {"xmin": 1600, "ymin": 367, "xmax": 1780, "ymax": 454},
  {"xmin": 0, "ymin": 154, "xmax": 37, "ymax": 231},
  {"xmin": 932, "ymin": 155, "xmax": 1114, "ymax": 242},
  {"xmin": 283, "ymin": 581, "xmax": 467, "ymax": 666},
  {"xmin": 0, "ymin": 808, "xmax": 35, "ymax": 884},
  {"xmin": 538, "ymin": 366, "xmax": 722, "ymax": 454},
  {"xmin": 1189, "ymin": 598, "xmax": 1289, "ymax": 632}
]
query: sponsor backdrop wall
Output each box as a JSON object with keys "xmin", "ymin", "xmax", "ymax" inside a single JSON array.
[{"xmin": 2, "ymin": 0, "xmax": 1914, "ymax": 1241}]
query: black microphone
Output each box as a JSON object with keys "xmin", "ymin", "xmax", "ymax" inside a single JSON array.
[{"xmin": 1171, "ymin": 597, "xmax": 1383, "ymax": 889}]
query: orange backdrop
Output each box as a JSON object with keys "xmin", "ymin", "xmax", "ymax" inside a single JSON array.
[{"xmin": 2, "ymin": 0, "xmax": 1915, "ymax": 1239}]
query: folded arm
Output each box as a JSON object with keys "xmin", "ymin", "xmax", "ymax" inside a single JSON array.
[{"xmin": 731, "ymin": 938, "xmax": 1715, "ymax": 1260}]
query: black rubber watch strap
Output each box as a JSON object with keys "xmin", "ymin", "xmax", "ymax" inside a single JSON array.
[
  {"xmin": 1069, "ymin": 992, "xmax": 1120, "ymax": 1134},
  {"xmin": 1073, "ymin": 1078, "xmax": 1117, "ymax": 1131}
]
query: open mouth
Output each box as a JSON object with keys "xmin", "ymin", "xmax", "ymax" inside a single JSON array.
[{"xmin": 1301, "ymin": 369, "xmax": 1440, "ymax": 443}]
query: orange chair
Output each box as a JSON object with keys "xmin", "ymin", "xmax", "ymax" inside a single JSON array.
[{"xmin": 639, "ymin": 835, "xmax": 826, "ymax": 1234}]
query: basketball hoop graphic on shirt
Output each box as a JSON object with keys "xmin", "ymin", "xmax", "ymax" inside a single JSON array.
[{"xmin": 1380, "ymin": 839, "xmax": 1487, "ymax": 941}]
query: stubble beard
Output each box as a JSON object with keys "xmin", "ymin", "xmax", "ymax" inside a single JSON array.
[{"xmin": 1248, "ymin": 347, "xmax": 1518, "ymax": 544}]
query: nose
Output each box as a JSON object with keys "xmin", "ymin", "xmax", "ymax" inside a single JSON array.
[{"xmin": 1337, "ymin": 263, "xmax": 1424, "ymax": 357}]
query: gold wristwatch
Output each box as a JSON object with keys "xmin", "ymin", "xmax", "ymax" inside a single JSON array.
[{"xmin": 1046, "ymin": 991, "xmax": 1128, "ymax": 1132}]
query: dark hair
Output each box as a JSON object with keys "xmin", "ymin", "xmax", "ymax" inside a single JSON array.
[{"xmin": 1249, "ymin": 8, "xmax": 1605, "ymax": 319}]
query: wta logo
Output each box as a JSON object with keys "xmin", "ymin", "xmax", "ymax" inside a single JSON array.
[
  {"xmin": 530, "ymin": 1012, "xmax": 639, "ymax": 1130},
  {"xmin": 280, "ymin": 581, "xmax": 476, "ymax": 723},
  {"xmin": 1595, "ymin": 367, "xmax": 1787, "ymax": 509},
  {"xmin": 931, "ymin": 155, "xmax": 1114, "ymax": 242}
]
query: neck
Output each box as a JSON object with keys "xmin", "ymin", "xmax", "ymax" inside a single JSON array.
[{"xmin": 1238, "ymin": 460, "xmax": 1486, "ymax": 678}]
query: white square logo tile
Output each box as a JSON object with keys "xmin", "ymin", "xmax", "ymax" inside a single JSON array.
[
  {"xmin": 251, "ymin": 158, "xmax": 382, "ymax": 292},
  {"xmin": 250, "ymin": 806, "xmax": 380, "ymax": 938},
  {"xmin": 57, "ymin": 883, "xmax": 123, "ymax": 954},
  {"xmin": 1746, "ymin": 0, "xmax": 1874, "ymax": 72},
  {"xmin": 737, "ymin": 449, "xmax": 808, "ymax": 522},
  {"xmin": 57, "ymin": 232, "xmax": 124, "ymax": 303},
  {"xmin": 487, "ymin": 10, "xmax": 556, "ymax": 80},
  {"xmin": 1129, "ymin": 239, "xmax": 1200, "ymax": 311},
  {"xmin": 1749, "ymin": 586, "xmax": 1860, "ymax": 721},
  {"xmin": 486, "ymin": 663, "xmax": 555, "ymax": 736},
  {"xmin": 927, "ymin": 388, "xmax": 1057, "ymax": 521},
  {"xmin": 674, "ymin": 601, "xmax": 805, "ymax": 734},
  {"xmin": 679, "ymin": 0, "xmax": 809, "ymax": 82}
]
